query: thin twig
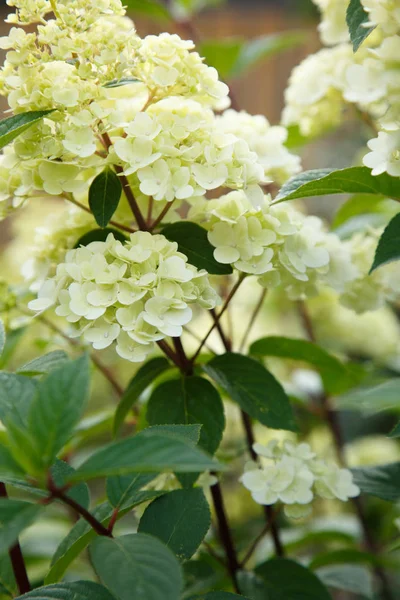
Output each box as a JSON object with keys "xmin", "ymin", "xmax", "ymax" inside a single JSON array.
[
  {"xmin": 210, "ymin": 308, "xmax": 232, "ymax": 352},
  {"xmin": 203, "ymin": 540, "xmax": 227, "ymax": 568},
  {"xmin": 172, "ymin": 337, "xmax": 193, "ymax": 375},
  {"xmin": 240, "ymin": 522, "xmax": 270, "ymax": 567},
  {"xmin": 150, "ymin": 201, "xmax": 174, "ymax": 231},
  {"xmin": 298, "ymin": 301, "xmax": 393, "ymax": 600},
  {"xmin": 190, "ymin": 275, "xmax": 245, "ymax": 364},
  {"xmin": 66, "ymin": 195, "xmax": 136, "ymax": 234},
  {"xmin": 238, "ymin": 289, "xmax": 267, "ymax": 353},
  {"xmin": 0, "ymin": 483, "xmax": 31, "ymax": 595},
  {"xmin": 182, "ymin": 326, "xmax": 218, "ymax": 355},
  {"xmin": 146, "ymin": 196, "xmax": 154, "ymax": 226}
]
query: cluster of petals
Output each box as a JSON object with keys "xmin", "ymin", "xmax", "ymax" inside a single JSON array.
[
  {"xmin": 28, "ymin": 232, "xmax": 219, "ymax": 362},
  {"xmin": 240, "ymin": 439, "xmax": 360, "ymax": 519}
]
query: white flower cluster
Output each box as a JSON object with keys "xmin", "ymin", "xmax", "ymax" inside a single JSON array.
[
  {"xmin": 216, "ymin": 110, "xmax": 301, "ymax": 185},
  {"xmin": 28, "ymin": 232, "xmax": 219, "ymax": 361},
  {"xmin": 312, "ymin": 0, "xmax": 350, "ymax": 45},
  {"xmin": 191, "ymin": 190, "xmax": 356, "ymax": 300},
  {"xmin": 111, "ymin": 98, "xmax": 265, "ymax": 205},
  {"xmin": 240, "ymin": 439, "xmax": 360, "ymax": 519}
]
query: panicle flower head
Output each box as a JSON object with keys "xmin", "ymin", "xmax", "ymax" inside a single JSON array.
[
  {"xmin": 216, "ymin": 109, "xmax": 301, "ymax": 185},
  {"xmin": 28, "ymin": 231, "xmax": 219, "ymax": 362},
  {"xmin": 240, "ymin": 439, "xmax": 360, "ymax": 518}
]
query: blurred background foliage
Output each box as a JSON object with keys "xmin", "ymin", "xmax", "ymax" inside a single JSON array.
[{"xmin": 1, "ymin": 0, "xmax": 400, "ymax": 598}]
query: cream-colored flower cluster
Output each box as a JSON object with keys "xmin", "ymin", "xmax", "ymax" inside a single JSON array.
[
  {"xmin": 111, "ymin": 98, "xmax": 265, "ymax": 205},
  {"xmin": 312, "ymin": 0, "xmax": 350, "ymax": 46},
  {"xmin": 216, "ymin": 110, "xmax": 301, "ymax": 185},
  {"xmin": 191, "ymin": 190, "xmax": 356, "ymax": 300},
  {"xmin": 28, "ymin": 232, "xmax": 219, "ymax": 361},
  {"xmin": 240, "ymin": 439, "xmax": 360, "ymax": 519}
]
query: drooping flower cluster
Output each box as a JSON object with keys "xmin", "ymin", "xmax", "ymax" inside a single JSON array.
[
  {"xmin": 240, "ymin": 439, "xmax": 360, "ymax": 519},
  {"xmin": 191, "ymin": 190, "xmax": 357, "ymax": 300},
  {"xmin": 28, "ymin": 232, "xmax": 219, "ymax": 361}
]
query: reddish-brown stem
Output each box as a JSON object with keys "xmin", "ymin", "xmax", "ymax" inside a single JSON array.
[
  {"xmin": 149, "ymin": 201, "xmax": 174, "ymax": 231},
  {"xmin": 210, "ymin": 481, "xmax": 240, "ymax": 593},
  {"xmin": 101, "ymin": 132, "xmax": 148, "ymax": 231},
  {"xmin": 47, "ymin": 479, "xmax": 112, "ymax": 538},
  {"xmin": 107, "ymin": 508, "xmax": 119, "ymax": 534},
  {"xmin": 173, "ymin": 337, "xmax": 193, "ymax": 375},
  {"xmin": 238, "ymin": 289, "xmax": 267, "ymax": 353},
  {"xmin": 146, "ymin": 196, "xmax": 154, "ymax": 226},
  {"xmin": 0, "ymin": 483, "xmax": 31, "ymax": 595},
  {"xmin": 156, "ymin": 339, "xmax": 181, "ymax": 369},
  {"xmin": 66, "ymin": 195, "xmax": 136, "ymax": 234},
  {"xmin": 190, "ymin": 275, "xmax": 245, "ymax": 364},
  {"xmin": 210, "ymin": 308, "xmax": 232, "ymax": 352},
  {"xmin": 298, "ymin": 301, "xmax": 393, "ymax": 600}
]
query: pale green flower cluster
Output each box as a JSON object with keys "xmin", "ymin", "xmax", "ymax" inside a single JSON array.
[
  {"xmin": 340, "ymin": 228, "xmax": 400, "ymax": 313},
  {"xmin": 191, "ymin": 190, "xmax": 356, "ymax": 300},
  {"xmin": 216, "ymin": 109, "xmax": 301, "ymax": 184},
  {"xmin": 111, "ymin": 98, "xmax": 264, "ymax": 205},
  {"xmin": 28, "ymin": 232, "xmax": 219, "ymax": 361},
  {"xmin": 312, "ymin": 0, "xmax": 350, "ymax": 45},
  {"xmin": 240, "ymin": 439, "xmax": 360, "ymax": 519}
]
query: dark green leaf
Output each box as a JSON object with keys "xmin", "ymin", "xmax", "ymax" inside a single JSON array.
[
  {"xmin": 232, "ymin": 32, "xmax": 305, "ymax": 78},
  {"xmin": 255, "ymin": 558, "xmax": 331, "ymax": 599},
  {"xmin": 0, "ymin": 499, "xmax": 41, "ymax": 551},
  {"xmin": 106, "ymin": 473, "xmax": 158, "ymax": 508},
  {"xmin": 194, "ymin": 594, "xmax": 249, "ymax": 599},
  {"xmin": 274, "ymin": 167, "xmax": 400, "ymax": 204},
  {"xmin": 346, "ymin": 0, "xmax": 375, "ymax": 52},
  {"xmin": 316, "ymin": 565, "xmax": 373, "ymax": 598},
  {"xmin": 113, "ymin": 357, "xmax": 171, "ymax": 436},
  {"xmin": 352, "ymin": 462, "xmax": 400, "ymax": 502},
  {"xmin": 0, "ymin": 110, "xmax": 54, "ymax": 150},
  {"xmin": 16, "ymin": 581, "xmax": 116, "ymax": 600},
  {"xmin": 139, "ymin": 488, "xmax": 210, "ymax": 560},
  {"xmin": 204, "ymin": 353, "xmax": 296, "ymax": 431},
  {"xmin": 0, "ymin": 373, "xmax": 37, "ymax": 429},
  {"xmin": 28, "ymin": 354, "xmax": 90, "ymax": 466},
  {"xmin": 0, "ymin": 320, "xmax": 5, "ymax": 358},
  {"xmin": 50, "ymin": 460, "xmax": 90, "ymax": 510},
  {"xmin": 147, "ymin": 376, "xmax": 225, "ymax": 455},
  {"xmin": 0, "ymin": 444, "xmax": 25, "ymax": 478},
  {"xmin": 161, "ymin": 222, "xmax": 232, "ymax": 275},
  {"xmin": 124, "ymin": 0, "xmax": 171, "ymax": 21},
  {"xmin": 389, "ymin": 420, "xmax": 400, "ymax": 438},
  {"xmin": 249, "ymin": 336, "xmax": 358, "ymax": 394},
  {"xmin": 74, "ymin": 227, "xmax": 127, "ymax": 247},
  {"xmin": 90, "ymin": 533, "xmax": 183, "ymax": 600},
  {"xmin": 71, "ymin": 425, "xmax": 222, "ymax": 481},
  {"xmin": 89, "ymin": 168, "xmax": 122, "ymax": 228},
  {"xmin": 103, "ymin": 77, "xmax": 140, "ymax": 88},
  {"xmin": 16, "ymin": 351, "xmax": 69, "ymax": 376},
  {"xmin": 0, "ymin": 552, "xmax": 17, "ymax": 597},
  {"xmin": 46, "ymin": 494, "xmax": 162, "ymax": 584},
  {"xmin": 237, "ymin": 570, "xmax": 270, "ymax": 600},
  {"xmin": 370, "ymin": 212, "xmax": 400, "ymax": 272}
]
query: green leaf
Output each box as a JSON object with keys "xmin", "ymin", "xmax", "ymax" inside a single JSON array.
[
  {"xmin": 255, "ymin": 558, "xmax": 331, "ymax": 599},
  {"xmin": 89, "ymin": 168, "xmax": 122, "ymax": 228},
  {"xmin": 28, "ymin": 354, "xmax": 90, "ymax": 466},
  {"xmin": 203, "ymin": 353, "xmax": 296, "ymax": 431},
  {"xmin": 237, "ymin": 571, "xmax": 270, "ymax": 600},
  {"xmin": 231, "ymin": 32, "xmax": 306, "ymax": 78},
  {"xmin": 346, "ymin": 0, "xmax": 375, "ymax": 52},
  {"xmin": 199, "ymin": 39, "xmax": 242, "ymax": 80},
  {"xmin": 0, "ymin": 321, "xmax": 5, "ymax": 358},
  {"xmin": 74, "ymin": 227, "xmax": 127, "ymax": 247},
  {"xmin": 15, "ymin": 581, "xmax": 116, "ymax": 600},
  {"xmin": 124, "ymin": 0, "xmax": 171, "ymax": 21},
  {"xmin": 46, "ymin": 494, "xmax": 162, "ymax": 584},
  {"xmin": 106, "ymin": 473, "xmax": 159, "ymax": 508},
  {"xmin": 316, "ymin": 565, "xmax": 373, "ymax": 598},
  {"xmin": 50, "ymin": 460, "xmax": 90, "ymax": 510},
  {"xmin": 389, "ymin": 420, "xmax": 400, "ymax": 438},
  {"xmin": 309, "ymin": 549, "xmax": 379, "ymax": 570},
  {"xmin": 0, "ymin": 328, "xmax": 26, "ymax": 370},
  {"xmin": 0, "ymin": 444, "xmax": 25, "ymax": 478},
  {"xmin": 194, "ymin": 594, "xmax": 249, "ymax": 599},
  {"xmin": 71, "ymin": 425, "xmax": 222, "ymax": 481},
  {"xmin": 0, "ymin": 373, "xmax": 37, "ymax": 429},
  {"xmin": 0, "ymin": 110, "xmax": 54, "ymax": 150},
  {"xmin": 113, "ymin": 357, "xmax": 171, "ymax": 436},
  {"xmin": 332, "ymin": 195, "xmax": 397, "ymax": 229},
  {"xmin": 249, "ymin": 336, "xmax": 358, "ymax": 394},
  {"xmin": 352, "ymin": 462, "xmax": 400, "ymax": 502},
  {"xmin": 274, "ymin": 167, "xmax": 400, "ymax": 204},
  {"xmin": 0, "ymin": 499, "xmax": 41, "ymax": 551},
  {"xmin": 138, "ymin": 488, "xmax": 210, "ymax": 560},
  {"xmin": 161, "ymin": 222, "xmax": 232, "ymax": 275},
  {"xmin": 147, "ymin": 376, "xmax": 225, "ymax": 455},
  {"xmin": 103, "ymin": 77, "xmax": 140, "ymax": 88},
  {"xmin": 90, "ymin": 533, "xmax": 183, "ymax": 600},
  {"xmin": 336, "ymin": 379, "xmax": 400, "ymax": 415},
  {"xmin": 0, "ymin": 552, "xmax": 17, "ymax": 597},
  {"xmin": 16, "ymin": 351, "xmax": 68, "ymax": 376},
  {"xmin": 370, "ymin": 213, "xmax": 400, "ymax": 272}
]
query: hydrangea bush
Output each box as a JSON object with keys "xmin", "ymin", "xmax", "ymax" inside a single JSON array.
[{"xmin": 0, "ymin": 0, "xmax": 400, "ymax": 598}]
